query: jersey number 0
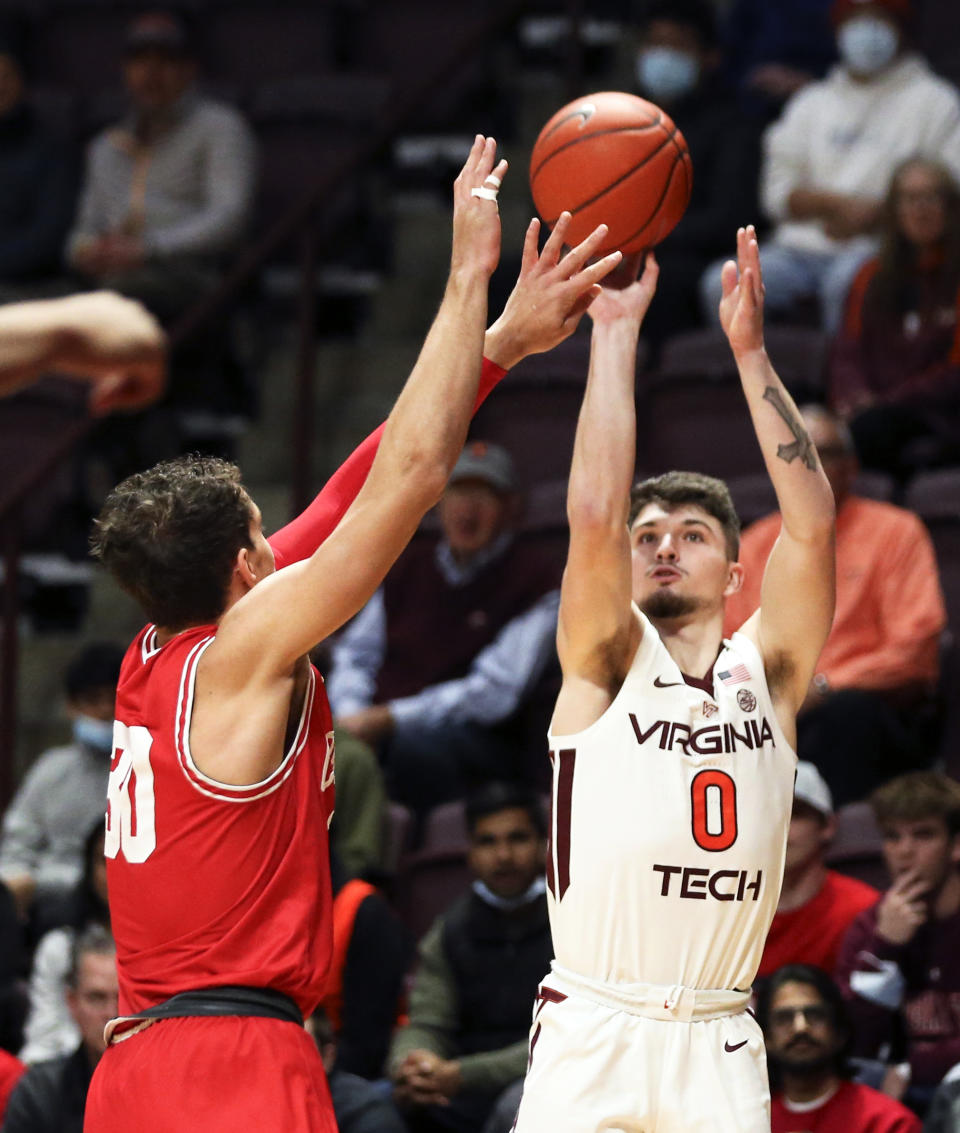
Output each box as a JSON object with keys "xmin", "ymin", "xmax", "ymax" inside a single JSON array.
[
  {"xmin": 547, "ymin": 753, "xmax": 739, "ymax": 900},
  {"xmin": 105, "ymin": 723, "xmax": 157, "ymax": 863}
]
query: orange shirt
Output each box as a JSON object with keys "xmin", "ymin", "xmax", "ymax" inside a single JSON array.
[
  {"xmin": 757, "ymin": 869, "xmax": 878, "ymax": 979},
  {"xmin": 724, "ymin": 496, "xmax": 945, "ymax": 691}
]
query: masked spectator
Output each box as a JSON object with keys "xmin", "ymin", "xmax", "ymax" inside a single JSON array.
[
  {"xmin": 700, "ymin": 0, "xmax": 960, "ymax": 333},
  {"xmin": 389, "ymin": 783, "xmax": 551, "ymax": 1132},
  {"xmin": 0, "ymin": 642, "xmax": 123, "ymax": 921}
]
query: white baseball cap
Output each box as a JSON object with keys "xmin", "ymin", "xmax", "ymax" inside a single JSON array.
[{"xmin": 794, "ymin": 761, "xmax": 833, "ymax": 818}]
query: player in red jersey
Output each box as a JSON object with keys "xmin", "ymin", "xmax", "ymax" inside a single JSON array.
[{"xmin": 82, "ymin": 137, "xmax": 622, "ymax": 1133}]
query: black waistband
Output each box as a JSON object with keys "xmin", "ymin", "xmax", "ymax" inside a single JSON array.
[{"xmin": 135, "ymin": 986, "xmax": 303, "ymax": 1027}]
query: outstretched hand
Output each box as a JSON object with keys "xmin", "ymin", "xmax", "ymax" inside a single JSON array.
[
  {"xmin": 484, "ymin": 213, "xmax": 623, "ymax": 369},
  {"xmin": 48, "ymin": 291, "xmax": 167, "ymax": 413},
  {"xmin": 450, "ymin": 135, "xmax": 508, "ymax": 280},
  {"xmin": 587, "ymin": 250, "xmax": 659, "ymax": 327},
  {"xmin": 718, "ymin": 225, "xmax": 766, "ymax": 358}
]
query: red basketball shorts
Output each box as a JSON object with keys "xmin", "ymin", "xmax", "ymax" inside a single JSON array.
[{"xmin": 84, "ymin": 1015, "xmax": 337, "ymax": 1132}]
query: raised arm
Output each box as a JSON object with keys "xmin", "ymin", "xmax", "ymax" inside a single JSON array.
[
  {"xmin": 269, "ymin": 213, "xmax": 619, "ymax": 567},
  {"xmin": 217, "ymin": 141, "xmax": 622, "ymax": 682},
  {"xmin": 719, "ymin": 226, "xmax": 835, "ymax": 715},
  {"xmin": 553, "ymin": 255, "xmax": 658, "ymax": 733}
]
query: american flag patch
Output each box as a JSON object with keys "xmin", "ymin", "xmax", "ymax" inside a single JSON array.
[{"xmin": 718, "ymin": 664, "xmax": 751, "ymax": 685}]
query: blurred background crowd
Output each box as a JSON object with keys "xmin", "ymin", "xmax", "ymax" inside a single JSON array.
[{"xmin": 0, "ymin": 0, "xmax": 958, "ymax": 1129}]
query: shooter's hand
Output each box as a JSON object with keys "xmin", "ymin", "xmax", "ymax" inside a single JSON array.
[{"xmin": 718, "ymin": 225, "xmax": 766, "ymax": 360}]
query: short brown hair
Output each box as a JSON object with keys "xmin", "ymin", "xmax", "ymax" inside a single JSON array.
[
  {"xmin": 871, "ymin": 771, "xmax": 960, "ymax": 837},
  {"xmin": 629, "ymin": 471, "xmax": 740, "ymax": 560},
  {"xmin": 91, "ymin": 455, "xmax": 253, "ymax": 629}
]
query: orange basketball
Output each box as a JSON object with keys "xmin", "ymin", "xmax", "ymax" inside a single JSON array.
[{"xmin": 529, "ymin": 91, "xmax": 692, "ymax": 255}]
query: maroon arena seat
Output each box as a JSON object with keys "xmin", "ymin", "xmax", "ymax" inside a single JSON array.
[{"xmin": 825, "ymin": 801, "xmax": 888, "ymax": 890}]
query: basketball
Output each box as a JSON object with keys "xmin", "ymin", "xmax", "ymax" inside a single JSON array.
[{"xmin": 529, "ymin": 91, "xmax": 692, "ymax": 255}]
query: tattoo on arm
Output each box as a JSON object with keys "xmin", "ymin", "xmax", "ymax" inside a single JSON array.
[{"xmin": 762, "ymin": 387, "xmax": 817, "ymax": 470}]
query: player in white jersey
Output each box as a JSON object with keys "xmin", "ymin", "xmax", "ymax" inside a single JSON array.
[{"xmin": 512, "ymin": 228, "xmax": 837, "ymax": 1133}]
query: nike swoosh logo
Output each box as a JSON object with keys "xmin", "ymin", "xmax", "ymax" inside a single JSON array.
[
  {"xmin": 724, "ymin": 1040, "xmax": 748, "ymax": 1053},
  {"xmin": 554, "ymin": 102, "xmax": 596, "ymax": 131},
  {"xmin": 653, "ymin": 676, "xmax": 683, "ymax": 688}
]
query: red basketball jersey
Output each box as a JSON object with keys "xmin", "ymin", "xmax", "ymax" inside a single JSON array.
[{"xmin": 105, "ymin": 624, "xmax": 335, "ymax": 1019}]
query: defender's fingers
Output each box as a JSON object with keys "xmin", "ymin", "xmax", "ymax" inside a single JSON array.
[
  {"xmin": 541, "ymin": 212, "xmax": 572, "ymax": 266},
  {"xmin": 474, "ymin": 136, "xmax": 498, "ymax": 181},
  {"xmin": 519, "ymin": 218, "xmax": 541, "ymax": 276},
  {"xmin": 574, "ymin": 249, "xmax": 623, "ymax": 288},
  {"xmin": 561, "ymin": 223, "xmax": 611, "ymax": 277}
]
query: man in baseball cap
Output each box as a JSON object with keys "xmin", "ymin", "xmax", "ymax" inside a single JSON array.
[
  {"xmin": 327, "ymin": 440, "xmax": 561, "ymax": 812},
  {"xmin": 757, "ymin": 761, "xmax": 879, "ymax": 982}
]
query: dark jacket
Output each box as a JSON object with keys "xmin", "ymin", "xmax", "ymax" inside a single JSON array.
[{"xmin": 1, "ymin": 1046, "xmax": 91, "ymax": 1133}]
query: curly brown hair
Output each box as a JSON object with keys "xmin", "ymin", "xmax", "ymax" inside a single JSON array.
[
  {"xmin": 629, "ymin": 471, "xmax": 740, "ymax": 560},
  {"xmin": 90, "ymin": 455, "xmax": 254, "ymax": 629}
]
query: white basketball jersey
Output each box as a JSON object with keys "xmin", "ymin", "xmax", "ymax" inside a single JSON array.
[{"xmin": 546, "ymin": 610, "xmax": 796, "ymax": 992}]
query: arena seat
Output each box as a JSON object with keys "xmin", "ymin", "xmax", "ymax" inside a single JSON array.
[
  {"xmin": 205, "ymin": 3, "xmax": 335, "ymax": 84},
  {"xmin": 420, "ymin": 800, "xmax": 469, "ymax": 854},
  {"xmin": 382, "ymin": 802, "xmax": 415, "ymax": 877},
  {"xmin": 657, "ymin": 324, "xmax": 828, "ymax": 398},
  {"xmin": 395, "ymin": 848, "xmax": 471, "ymax": 941},
  {"xmin": 825, "ymin": 801, "xmax": 888, "ymax": 890}
]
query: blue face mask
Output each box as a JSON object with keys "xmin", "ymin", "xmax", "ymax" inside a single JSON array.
[
  {"xmin": 837, "ymin": 16, "xmax": 899, "ymax": 76},
  {"xmin": 636, "ymin": 47, "xmax": 700, "ymax": 103},
  {"xmin": 73, "ymin": 715, "xmax": 115, "ymax": 755}
]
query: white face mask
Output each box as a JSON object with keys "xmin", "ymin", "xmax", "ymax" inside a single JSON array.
[
  {"xmin": 837, "ymin": 15, "xmax": 899, "ymax": 76},
  {"xmin": 635, "ymin": 46, "xmax": 700, "ymax": 103}
]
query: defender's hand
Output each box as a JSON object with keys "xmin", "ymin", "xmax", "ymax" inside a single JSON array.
[
  {"xmin": 718, "ymin": 225, "xmax": 766, "ymax": 359},
  {"xmin": 484, "ymin": 213, "xmax": 623, "ymax": 369},
  {"xmin": 451, "ymin": 135, "xmax": 508, "ymax": 280}
]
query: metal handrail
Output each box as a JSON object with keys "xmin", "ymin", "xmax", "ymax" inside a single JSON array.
[{"xmin": 0, "ymin": 0, "xmax": 586, "ymax": 805}]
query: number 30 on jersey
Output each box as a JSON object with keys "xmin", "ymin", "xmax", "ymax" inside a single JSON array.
[{"xmin": 105, "ymin": 723, "xmax": 157, "ymax": 863}]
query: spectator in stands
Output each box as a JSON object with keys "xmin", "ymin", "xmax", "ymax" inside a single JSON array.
[
  {"xmin": 65, "ymin": 8, "xmax": 257, "ymax": 469},
  {"xmin": 830, "ymin": 157, "xmax": 960, "ymax": 478},
  {"xmin": 67, "ymin": 9, "xmax": 255, "ymax": 321},
  {"xmin": 389, "ymin": 783, "xmax": 551, "ymax": 1132},
  {"xmin": 724, "ymin": 406, "xmax": 946, "ymax": 806},
  {"xmin": 700, "ymin": 0, "xmax": 960, "ymax": 333},
  {"xmin": 309, "ymin": 1010, "xmax": 407, "ymax": 1133},
  {"xmin": 328, "ymin": 442, "xmax": 561, "ymax": 811},
  {"xmin": 0, "ymin": 642, "xmax": 123, "ymax": 922},
  {"xmin": 19, "ymin": 823, "xmax": 110, "ymax": 1065},
  {"xmin": 836, "ymin": 773, "xmax": 960, "ymax": 1103},
  {"xmin": 2, "ymin": 924, "xmax": 117, "ymax": 1133},
  {"xmin": 759, "ymin": 963, "xmax": 921, "ymax": 1132},
  {"xmin": 719, "ymin": 0, "xmax": 836, "ymax": 122},
  {"xmin": 758, "ymin": 762, "xmax": 878, "ymax": 982},
  {"xmin": 0, "ymin": 15, "xmax": 78, "ymax": 294},
  {"xmin": 315, "ymin": 852, "xmax": 412, "ymax": 1080},
  {"xmin": 631, "ymin": 0, "xmax": 761, "ymax": 355}
]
